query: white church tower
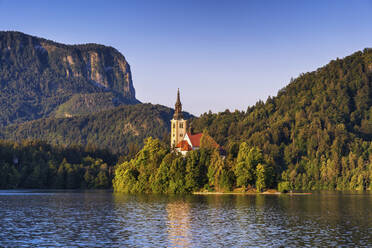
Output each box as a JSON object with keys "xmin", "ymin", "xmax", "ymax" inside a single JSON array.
[{"xmin": 171, "ymin": 89, "xmax": 187, "ymax": 147}]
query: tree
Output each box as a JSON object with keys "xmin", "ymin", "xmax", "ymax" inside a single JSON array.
[
  {"xmin": 185, "ymin": 150, "xmax": 207, "ymax": 192},
  {"xmin": 255, "ymin": 163, "xmax": 266, "ymax": 192},
  {"xmin": 113, "ymin": 161, "xmax": 139, "ymax": 193},
  {"xmin": 207, "ymin": 149, "xmax": 234, "ymax": 192},
  {"xmin": 24, "ymin": 164, "xmax": 42, "ymax": 188},
  {"xmin": 66, "ymin": 164, "xmax": 80, "ymax": 189},
  {"xmin": 152, "ymin": 153, "xmax": 174, "ymax": 193},
  {"xmin": 113, "ymin": 138, "xmax": 168, "ymax": 193},
  {"xmin": 234, "ymin": 143, "xmax": 263, "ymax": 188},
  {"xmin": 200, "ymin": 129, "xmax": 219, "ymax": 150},
  {"xmin": 55, "ymin": 159, "xmax": 67, "ymax": 189},
  {"xmin": 95, "ymin": 170, "xmax": 110, "ymax": 188},
  {"xmin": 167, "ymin": 157, "xmax": 187, "ymax": 193},
  {"xmin": 83, "ymin": 168, "xmax": 95, "ymax": 188}
]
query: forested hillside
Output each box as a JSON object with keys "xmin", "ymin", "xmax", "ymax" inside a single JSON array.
[
  {"xmin": 0, "ymin": 31, "xmax": 138, "ymax": 126},
  {"xmin": 0, "ymin": 139, "xmax": 116, "ymax": 189},
  {"xmin": 189, "ymin": 49, "xmax": 372, "ymax": 190},
  {"xmin": 0, "ymin": 104, "xmax": 192, "ymax": 155}
]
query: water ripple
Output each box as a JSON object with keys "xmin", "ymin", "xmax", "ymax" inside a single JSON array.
[{"xmin": 0, "ymin": 191, "xmax": 371, "ymax": 247}]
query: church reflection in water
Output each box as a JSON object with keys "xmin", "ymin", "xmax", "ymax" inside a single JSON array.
[{"xmin": 166, "ymin": 200, "xmax": 192, "ymax": 247}]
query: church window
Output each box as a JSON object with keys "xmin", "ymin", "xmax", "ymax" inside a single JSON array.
[
  {"xmin": 180, "ymin": 133, "xmax": 183, "ymax": 137},
  {"xmin": 180, "ymin": 123, "xmax": 183, "ymax": 128},
  {"xmin": 173, "ymin": 123, "xmax": 175, "ymax": 128}
]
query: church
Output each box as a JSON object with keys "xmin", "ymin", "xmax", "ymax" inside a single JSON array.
[{"xmin": 171, "ymin": 89, "xmax": 219, "ymax": 155}]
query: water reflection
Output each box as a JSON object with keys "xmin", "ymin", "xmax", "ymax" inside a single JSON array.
[
  {"xmin": 0, "ymin": 191, "xmax": 371, "ymax": 247},
  {"xmin": 166, "ymin": 200, "xmax": 191, "ymax": 247}
]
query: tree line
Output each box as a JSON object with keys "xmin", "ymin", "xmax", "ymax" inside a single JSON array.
[
  {"xmin": 113, "ymin": 136, "xmax": 276, "ymax": 193},
  {"xmin": 0, "ymin": 139, "xmax": 116, "ymax": 189}
]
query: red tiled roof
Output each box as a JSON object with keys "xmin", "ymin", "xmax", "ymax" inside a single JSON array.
[
  {"xmin": 175, "ymin": 140, "xmax": 192, "ymax": 151},
  {"xmin": 187, "ymin": 132, "xmax": 220, "ymax": 148},
  {"xmin": 186, "ymin": 132, "xmax": 203, "ymax": 147}
]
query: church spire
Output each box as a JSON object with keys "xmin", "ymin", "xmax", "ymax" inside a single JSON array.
[
  {"xmin": 173, "ymin": 88, "xmax": 183, "ymax": 120},
  {"xmin": 177, "ymin": 88, "xmax": 181, "ymax": 104}
]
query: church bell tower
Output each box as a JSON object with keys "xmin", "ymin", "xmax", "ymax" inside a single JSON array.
[{"xmin": 171, "ymin": 89, "xmax": 187, "ymax": 147}]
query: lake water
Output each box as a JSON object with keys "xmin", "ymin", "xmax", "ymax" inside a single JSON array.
[{"xmin": 0, "ymin": 190, "xmax": 371, "ymax": 247}]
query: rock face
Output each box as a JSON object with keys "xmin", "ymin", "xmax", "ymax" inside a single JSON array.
[{"xmin": 0, "ymin": 31, "xmax": 139, "ymax": 125}]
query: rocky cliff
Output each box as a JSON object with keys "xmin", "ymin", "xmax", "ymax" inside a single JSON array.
[{"xmin": 0, "ymin": 31, "xmax": 139, "ymax": 125}]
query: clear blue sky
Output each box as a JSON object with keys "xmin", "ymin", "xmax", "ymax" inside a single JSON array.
[{"xmin": 0, "ymin": 0, "xmax": 371, "ymax": 115}]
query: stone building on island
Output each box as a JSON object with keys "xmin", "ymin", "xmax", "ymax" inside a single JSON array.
[{"xmin": 171, "ymin": 89, "xmax": 220, "ymax": 155}]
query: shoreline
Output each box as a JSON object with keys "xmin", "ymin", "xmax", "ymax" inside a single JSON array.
[{"xmin": 193, "ymin": 191, "xmax": 313, "ymax": 195}]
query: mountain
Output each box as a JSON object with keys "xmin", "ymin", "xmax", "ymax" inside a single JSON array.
[
  {"xmin": 0, "ymin": 31, "xmax": 139, "ymax": 126},
  {"xmin": 1, "ymin": 31, "xmax": 371, "ymax": 190},
  {"xmin": 189, "ymin": 49, "xmax": 372, "ymax": 190},
  {"xmin": 0, "ymin": 104, "xmax": 192, "ymax": 155}
]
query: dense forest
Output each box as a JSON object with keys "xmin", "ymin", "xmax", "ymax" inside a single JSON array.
[
  {"xmin": 113, "ymin": 136, "xmax": 270, "ymax": 193},
  {"xmin": 113, "ymin": 134, "xmax": 277, "ymax": 193},
  {"xmin": 0, "ymin": 31, "xmax": 138, "ymax": 126},
  {"xmin": 187, "ymin": 49, "xmax": 372, "ymax": 191},
  {"xmin": 0, "ymin": 139, "xmax": 117, "ymax": 189},
  {"xmin": 0, "ymin": 104, "xmax": 192, "ymax": 155}
]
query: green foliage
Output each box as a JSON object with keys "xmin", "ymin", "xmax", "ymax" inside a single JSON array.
[
  {"xmin": 1, "ymin": 104, "xmax": 191, "ymax": 154},
  {"xmin": 234, "ymin": 143, "xmax": 263, "ymax": 188},
  {"xmin": 167, "ymin": 156, "xmax": 187, "ymax": 193},
  {"xmin": 114, "ymin": 138, "xmax": 235, "ymax": 193},
  {"xmin": 113, "ymin": 137, "xmax": 169, "ymax": 193},
  {"xmin": 207, "ymin": 149, "xmax": 234, "ymax": 192},
  {"xmin": 190, "ymin": 49, "xmax": 372, "ymax": 191},
  {"xmin": 0, "ymin": 163, "xmax": 20, "ymax": 188},
  {"xmin": 0, "ymin": 139, "xmax": 116, "ymax": 189},
  {"xmin": 255, "ymin": 163, "xmax": 266, "ymax": 192},
  {"xmin": 112, "ymin": 161, "xmax": 138, "ymax": 193},
  {"xmin": 54, "ymin": 92, "xmax": 127, "ymax": 118},
  {"xmin": 185, "ymin": 150, "xmax": 208, "ymax": 192},
  {"xmin": 152, "ymin": 153, "xmax": 174, "ymax": 193},
  {"xmin": 278, "ymin": 181, "xmax": 290, "ymax": 193}
]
